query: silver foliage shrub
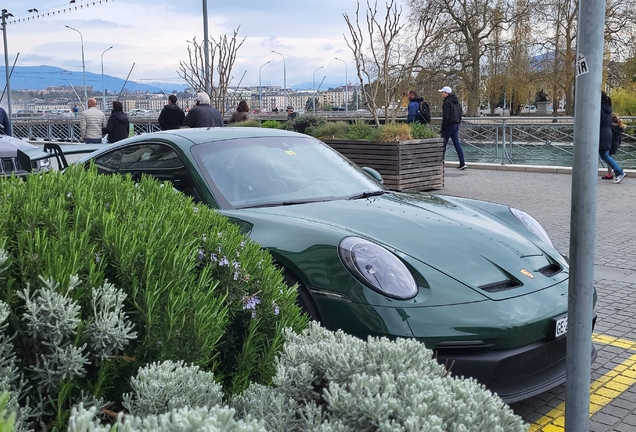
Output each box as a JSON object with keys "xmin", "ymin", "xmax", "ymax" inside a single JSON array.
[
  {"xmin": 68, "ymin": 404, "xmax": 266, "ymax": 432},
  {"xmin": 0, "ymin": 267, "xmax": 137, "ymax": 430},
  {"xmin": 122, "ymin": 360, "xmax": 223, "ymax": 416},
  {"xmin": 231, "ymin": 323, "xmax": 529, "ymax": 432}
]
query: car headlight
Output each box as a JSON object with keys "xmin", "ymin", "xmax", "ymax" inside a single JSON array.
[
  {"xmin": 338, "ymin": 236, "xmax": 417, "ymax": 299},
  {"xmin": 510, "ymin": 208, "xmax": 554, "ymax": 247},
  {"xmin": 39, "ymin": 158, "xmax": 51, "ymax": 169}
]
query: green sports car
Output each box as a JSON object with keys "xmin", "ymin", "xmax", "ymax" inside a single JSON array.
[{"xmin": 19, "ymin": 127, "xmax": 596, "ymax": 403}]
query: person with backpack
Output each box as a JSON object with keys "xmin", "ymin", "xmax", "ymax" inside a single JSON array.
[
  {"xmin": 439, "ymin": 86, "xmax": 467, "ymax": 170},
  {"xmin": 406, "ymin": 90, "xmax": 431, "ymax": 124}
]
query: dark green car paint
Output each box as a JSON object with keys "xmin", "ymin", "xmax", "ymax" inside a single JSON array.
[{"xmin": 69, "ymin": 127, "xmax": 594, "ymax": 402}]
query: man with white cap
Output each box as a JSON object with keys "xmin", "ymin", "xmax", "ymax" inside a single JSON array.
[{"xmin": 438, "ymin": 86, "xmax": 466, "ymax": 170}]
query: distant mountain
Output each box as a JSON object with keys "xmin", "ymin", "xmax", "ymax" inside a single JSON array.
[
  {"xmin": 0, "ymin": 65, "xmax": 188, "ymax": 93},
  {"xmin": 291, "ymin": 81, "xmax": 346, "ymax": 91}
]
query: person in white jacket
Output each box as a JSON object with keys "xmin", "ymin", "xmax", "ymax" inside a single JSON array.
[{"xmin": 80, "ymin": 98, "xmax": 106, "ymax": 143}]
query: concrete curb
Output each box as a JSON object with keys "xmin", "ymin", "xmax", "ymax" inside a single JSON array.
[{"xmin": 444, "ymin": 161, "xmax": 636, "ymax": 175}]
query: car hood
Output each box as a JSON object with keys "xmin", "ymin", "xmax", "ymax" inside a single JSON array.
[{"xmin": 232, "ymin": 192, "xmax": 568, "ymax": 301}]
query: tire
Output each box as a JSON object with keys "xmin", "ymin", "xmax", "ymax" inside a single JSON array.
[{"xmin": 283, "ymin": 270, "xmax": 321, "ymax": 322}]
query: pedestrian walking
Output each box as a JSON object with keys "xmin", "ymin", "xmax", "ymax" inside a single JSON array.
[
  {"xmin": 0, "ymin": 106, "xmax": 12, "ymax": 136},
  {"xmin": 406, "ymin": 90, "xmax": 430, "ymax": 124},
  {"xmin": 102, "ymin": 101, "xmax": 130, "ymax": 143},
  {"xmin": 183, "ymin": 92, "xmax": 223, "ymax": 128},
  {"xmin": 80, "ymin": 98, "xmax": 106, "ymax": 144},
  {"xmin": 228, "ymin": 100, "xmax": 250, "ymax": 124},
  {"xmin": 439, "ymin": 86, "xmax": 466, "ymax": 170},
  {"xmin": 602, "ymin": 112, "xmax": 626, "ymax": 180},
  {"xmin": 158, "ymin": 94, "xmax": 185, "ymax": 130},
  {"xmin": 599, "ymin": 91, "xmax": 626, "ymax": 184}
]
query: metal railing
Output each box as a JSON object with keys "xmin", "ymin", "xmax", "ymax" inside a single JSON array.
[{"xmin": 10, "ymin": 116, "xmax": 636, "ymax": 169}]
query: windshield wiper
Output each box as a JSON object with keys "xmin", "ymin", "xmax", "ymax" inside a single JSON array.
[
  {"xmin": 243, "ymin": 198, "xmax": 332, "ymax": 208},
  {"xmin": 348, "ymin": 190, "xmax": 389, "ymax": 200}
]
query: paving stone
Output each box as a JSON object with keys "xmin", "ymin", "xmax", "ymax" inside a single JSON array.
[{"xmin": 442, "ymin": 166, "xmax": 636, "ymax": 431}]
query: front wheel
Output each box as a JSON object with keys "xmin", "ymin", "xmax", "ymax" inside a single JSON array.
[{"xmin": 283, "ymin": 271, "xmax": 321, "ymax": 323}]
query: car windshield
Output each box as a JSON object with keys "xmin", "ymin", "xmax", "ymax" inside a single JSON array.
[{"xmin": 192, "ymin": 135, "xmax": 385, "ymax": 209}]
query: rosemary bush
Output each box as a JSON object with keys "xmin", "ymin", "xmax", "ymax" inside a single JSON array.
[
  {"xmin": 0, "ymin": 166, "xmax": 306, "ymax": 430},
  {"xmin": 283, "ymin": 115, "xmax": 327, "ymax": 134},
  {"xmin": 409, "ymin": 122, "xmax": 440, "ymax": 139}
]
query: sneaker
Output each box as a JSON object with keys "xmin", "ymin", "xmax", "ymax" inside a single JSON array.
[
  {"xmin": 601, "ymin": 174, "xmax": 613, "ymax": 180},
  {"xmin": 614, "ymin": 172, "xmax": 626, "ymax": 184},
  {"xmin": 458, "ymin": 164, "xmax": 467, "ymax": 170}
]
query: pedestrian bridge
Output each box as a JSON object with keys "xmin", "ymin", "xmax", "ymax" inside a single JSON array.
[{"xmin": 11, "ymin": 116, "xmax": 636, "ymax": 169}]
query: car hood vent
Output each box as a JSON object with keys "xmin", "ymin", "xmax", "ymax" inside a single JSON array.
[
  {"xmin": 478, "ymin": 280, "xmax": 522, "ymax": 293},
  {"xmin": 538, "ymin": 264, "xmax": 562, "ymax": 277}
]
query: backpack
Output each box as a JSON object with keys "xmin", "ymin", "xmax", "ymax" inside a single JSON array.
[{"xmin": 416, "ymin": 101, "xmax": 431, "ymax": 124}]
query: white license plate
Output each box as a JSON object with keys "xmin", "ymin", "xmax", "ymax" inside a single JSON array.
[{"xmin": 555, "ymin": 314, "xmax": 568, "ymax": 339}]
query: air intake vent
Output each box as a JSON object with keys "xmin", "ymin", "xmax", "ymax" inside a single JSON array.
[
  {"xmin": 2, "ymin": 158, "xmax": 14, "ymax": 173},
  {"xmin": 538, "ymin": 264, "xmax": 562, "ymax": 277},
  {"xmin": 478, "ymin": 280, "xmax": 522, "ymax": 293}
]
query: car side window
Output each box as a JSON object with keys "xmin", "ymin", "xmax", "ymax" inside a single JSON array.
[{"xmin": 93, "ymin": 143, "xmax": 201, "ymax": 203}]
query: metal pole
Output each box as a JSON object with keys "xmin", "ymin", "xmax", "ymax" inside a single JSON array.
[
  {"xmin": 565, "ymin": 0, "xmax": 605, "ymax": 427},
  {"xmin": 65, "ymin": 25, "xmax": 88, "ymax": 107},
  {"xmin": 335, "ymin": 57, "xmax": 348, "ymax": 112},
  {"xmin": 101, "ymin": 46, "xmax": 113, "ymax": 112},
  {"xmin": 0, "ymin": 51, "xmax": 18, "ymax": 105},
  {"xmin": 259, "ymin": 61, "xmax": 269, "ymax": 111},
  {"xmin": 1, "ymin": 9, "xmax": 14, "ymax": 119},
  {"xmin": 271, "ymin": 50, "xmax": 286, "ymax": 109},
  {"xmin": 313, "ymin": 66, "xmax": 323, "ymax": 113},
  {"xmin": 202, "ymin": 0, "xmax": 210, "ymax": 95}
]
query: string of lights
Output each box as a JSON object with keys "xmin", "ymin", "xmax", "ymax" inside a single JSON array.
[{"xmin": 8, "ymin": 0, "xmax": 113, "ymax": 25}]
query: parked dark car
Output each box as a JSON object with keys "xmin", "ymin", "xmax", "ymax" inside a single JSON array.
[
  {"xmin": 12, "ymin": 110, "xmax": 35, "ymax": 118},
  {"xmin": 18, "ymin": 127, "xmax": 597, "ymax": 403}
]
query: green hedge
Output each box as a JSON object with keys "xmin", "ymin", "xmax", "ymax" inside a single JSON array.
[{"xmin": 0, "ymin": 166, "xmax": 306, "ymax": 430}]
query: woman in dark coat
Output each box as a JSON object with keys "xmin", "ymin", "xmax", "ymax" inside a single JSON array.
[
  {"xmin": 103, "ymin": 101, "xmax": 130, "ymax": 143},
  {"xmin": 603, "ymin": 112, "xmax": 626, "ymax": 179},
  {"xmin": 228, "ymin": 100, "xmax": 250, "ymax": 124},
  {"xmin": 599, "ymin": 92, "xmax": 626, "ymax": 184}
]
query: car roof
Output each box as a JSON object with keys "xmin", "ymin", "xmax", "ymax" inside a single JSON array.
[{"xmin": 135, "ymin": 127, "xmax": 309, "ymax": 146}]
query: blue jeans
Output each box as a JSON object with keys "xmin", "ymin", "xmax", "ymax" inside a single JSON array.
[
  {"xmin": 600, "ymin": 150, "xmax": 623, "ymax": 176},
  {"xmin": 84, "ymin": 138, "xmax": 102, "ymax": 144},
  {"xmin": 442, "ymin": 124, "xmax": 465, "ymax": 166}
]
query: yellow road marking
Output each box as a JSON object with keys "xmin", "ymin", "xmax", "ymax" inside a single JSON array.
[{"xmin": 528, "ymin": 334, "xmax": 636, "ymax": 431}]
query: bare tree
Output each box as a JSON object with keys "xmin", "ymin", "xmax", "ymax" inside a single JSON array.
[
  {"xmin": 412, "ymin": 0, "xmax": 530, "ymax": 116},
  {"xmin": 343, "ymin": 0, "xmax": 444, "ymax": 125},
  {"xmin": 178, "ymin": 26, "xmax": 246, "ymax": 114}
]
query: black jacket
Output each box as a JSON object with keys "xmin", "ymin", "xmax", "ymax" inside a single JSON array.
[
  {"xmin": 610, "ymin": 122, "xmax": 623, "ymax": 155},
  {"xmin": 103, "ymin": 111, "xmax": 129, "ymax": 143},
  {"xmin": 441, "ymin": 93, "xmax": 462, "ymax": 130},
  {"xmin": 183, "ymin": 104, "xmax": 224, "ymax": 128},
  {"xmin": 158, "ymin": 103, "xmax": 185, "ymax": 130},
  {"xmin": 599, "ymin": 102, "xmax": 612, "ymax": 153},
  {"xmin": 0, "ymin": 107, "xmax": 11, "ymax": 136}
]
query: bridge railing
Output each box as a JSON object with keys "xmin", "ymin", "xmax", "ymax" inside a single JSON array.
[{"xmin": 11, "ymin": 116, "xmax": 636, "ymax": 169}]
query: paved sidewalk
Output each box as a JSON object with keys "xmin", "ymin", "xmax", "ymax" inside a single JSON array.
[{"xmin": 440, "ymin": 164, "xmax": 636, "ymax": 431}]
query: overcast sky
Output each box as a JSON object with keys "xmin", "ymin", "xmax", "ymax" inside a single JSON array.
[{"xmin": 1, "ymin": 0, "xmax": 387, "ymax": 90}]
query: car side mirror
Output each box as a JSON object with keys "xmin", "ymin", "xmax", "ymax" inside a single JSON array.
[{"xmin": 362, "ymin": 166, "xmax": 383, "ymax": 185}]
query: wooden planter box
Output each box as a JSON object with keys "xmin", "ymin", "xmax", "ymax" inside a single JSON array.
[{"xmin": 324, "ymin": 138, "xmax": 445, "ymax": 191}]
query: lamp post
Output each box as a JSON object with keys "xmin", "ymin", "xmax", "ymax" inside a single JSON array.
[
  {"xmin": 101, "ymin": 45, "xmax": 113, "ymax": 112},
  {"xmin": 202, "ymin": 0, "xmax": 210, "ymax": 94},
  {"xmin": 271, "ymin": 50, "xmax": 286, "ymax": 110},
  {"xmin": 259, "ymin": 61, "xmax": 270, "ymax": 111},
  {"xmin": 65, "ymin": 25, "xmax": 88, "ymax": 107},
  {"xmin": 313, "ymin": 66, "xmax": 323, "ymax": 113},
  {"xmin": 1, "ymin": 9, "xmax": 14, "ymax": 119},
  {"xmin": 335, "ymin": 57, "xmax": 348, "ymax": 113}
]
